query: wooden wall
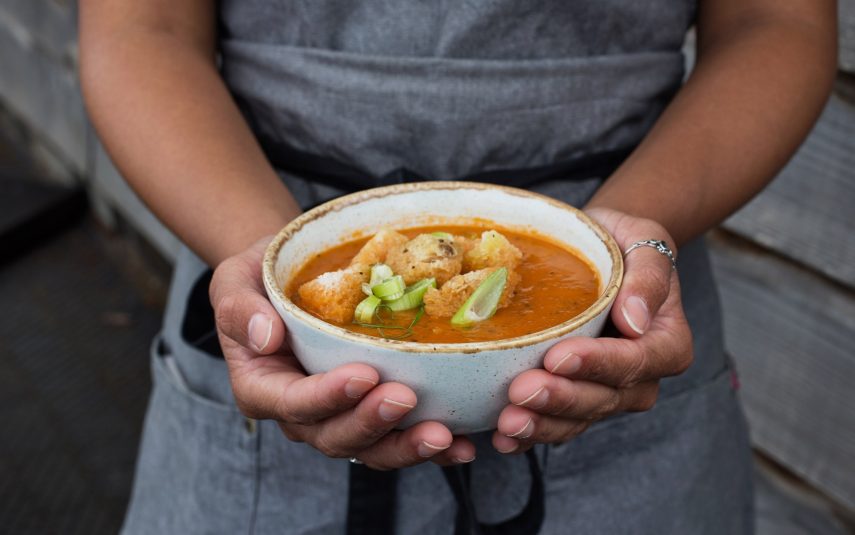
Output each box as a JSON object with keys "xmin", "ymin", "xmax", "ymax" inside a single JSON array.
[
  {"xmin": 709, "ymin": 19, "xmax": 855, "ymax": 509},
  {"xmin": 0, "ymin": 0, "xmax": 181, "ymax": 261}
]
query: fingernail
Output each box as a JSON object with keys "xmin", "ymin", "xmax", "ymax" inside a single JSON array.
[
  {"xmin": 248, "ymin": 313, "xmax": 273, "ymax": 352},
  {"xmin": 622, "ymin": 296, "xmax": 649, "ymax": 335},
  {"xmin": 497, "ymin": 443, "xmax": 519, "ymax": 454},
  {"xmin": 379, "ymin": 398, "xmax": 414, "ymax": 421},
  {"xmin": 345, "ymin": 377, "xmax": 377, "ymax": 399},
  {"xmin": 550, "ymin": 352, "xmax": 582, "ymax": 375},
  {"xmin": 454, "ymin": 455, "xmax": 476, "ymax": 464},
  {"xmin": 506, "ymin": 418, "xmax": 534, "ymax": 439},
  {"xmin": 516, "ymin": 386, "xmax": 549, "ymax": 409},
  {"xmin": 418, "ymin": 441, "xmax": 450, "ymax": 458}
]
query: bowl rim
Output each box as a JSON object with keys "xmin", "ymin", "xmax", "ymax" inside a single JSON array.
[{"xmin": 263, "ymin": 181, "xmax": 624, "ymax": 354}]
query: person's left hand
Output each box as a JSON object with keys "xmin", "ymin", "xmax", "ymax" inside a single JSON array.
[{"xmin": 493, "ymin": 207, "xmax": 693, "ymax": 454}]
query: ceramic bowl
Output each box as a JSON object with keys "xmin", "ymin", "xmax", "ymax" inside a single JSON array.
[{"xmin": 263, "ymin": 182, "xmax": 623, "ymax": 434}]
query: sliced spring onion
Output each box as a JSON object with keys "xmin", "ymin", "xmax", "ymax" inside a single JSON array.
[
  {"xmin": 352, "ymin": 321, "xmax": 408, "ymax": 330},
  {"xmin": 386, "ymin": 278, "xmax": 436, "ymax": 311},
  {"xmin": 361, "ymin": 283, "xmax": 373, "ymax": 296},
  {"xmin": 409, "ymin": 305, "xmax": 426, "ymax": 328},
  {"xmin": 354, "ymin": 295, "xmax": 382, "ymax": 323},
  {"xmin": 370, "ymin": 264, "xmax": 394, "ymax": 286},
  {"xmin": 372, "ymin": 275, "xmax": 406, "ymax": 301},
  {"xmin": 476, "ymin": 230, "xmax": 510, "ymax": 255},
  {"xmin": 382, "ymin": 306, "xmax": 426, "ymax": 339},
  {"xmin": 451, "ymin": 268, "xmax": 507, "ymax": 328},
  {"xmin": 431, "ymin": 232, "xmax": 453, "ymax": 240},
  {"xmin": 353, "ymin": 305, "xmax": 426, "ymax": 340}
]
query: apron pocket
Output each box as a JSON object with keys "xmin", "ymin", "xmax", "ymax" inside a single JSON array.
[
  {"xmin": 540, "ymin": 370, "xmax": 753, "ymax": 535},
  {"xmin": 122, "ymin": 336, "xmax": 260, "ymax": 535}
]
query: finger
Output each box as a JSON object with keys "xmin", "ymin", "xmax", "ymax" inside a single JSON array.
[
  {"xmin": 430, "ymin": 436, "xmax": 478, "ymax": 467},
  {"xmin": 613, "ymin": 240, "xmax": 675, "ymax": 339},
  {"xmin": 210, "ymin": 236, "xmax": 286, "ymax": 355},
  {"xmin": 508, "ymin": 369, "xmax": 623, "ymax": 420},
  {"xmin": 619, "ymin": 381, "xmax": 660, "ymax": 412},
  {"xmin": 492, "ymin": 432, "xmax": 523, "ymax": 455},
  {"xmin": 353, "ymin": 421, "xmax": 456, "ymax": 470},
  {"xmin": 584, "ymin": 208, "xmax": 676, "ymax": 339},
  {"xmin": 542, "ymin": 304, "xmax": 692, "ymax": 388},
  {"xmin": 492, "ymin": 434, "xmax": 538, "ymax": 456},
  {"xmin": 231, "ymin": 358, "xmax": 380, "ymax": 423},
  {"xmin": 288, "ymin": 382, "xmax": 420, "ymax": 458},
  {"xmin": 509, "ymin": 369, "xmax": 660, "ymax": 417},
  {"xmin": 543, "ymin": 335, "xmax": 690, "ymax": 388},
  {"xmin": 495, "ymin": 405, "xmax": 590, "ymax": 445}
]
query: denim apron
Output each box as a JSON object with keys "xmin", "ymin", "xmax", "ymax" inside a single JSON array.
[{"xmin": 122, "ymin": 2, "xmax": 754, "ymax": 533}]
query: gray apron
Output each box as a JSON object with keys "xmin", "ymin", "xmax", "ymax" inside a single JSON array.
[{"xmin": 122, "ymin": 2, "xmax": 754, "ymax": 533}]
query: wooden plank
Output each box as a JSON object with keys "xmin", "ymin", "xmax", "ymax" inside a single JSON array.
[
  {"xmin": 841, "ymin": 0, "xmax": 855, "ymax": 72},
  {"xmin": 0, "ymin": 8, "xmax": 87, "ymax": 173},
  {"xmin": 0, "ymin": 1, "xmax": 78, "ymax": 62},
  {"xmin": 708, "ymin": 232, "xmax": 855, "ymax": 510},
  {"xmin": 723, "ymin": 86, "xmax": 855, "ymax": 288}
]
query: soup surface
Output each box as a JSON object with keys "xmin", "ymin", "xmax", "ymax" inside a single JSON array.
[{"xmin": 288, "ymin": 224, "xmax": 600, "ymax": 343}]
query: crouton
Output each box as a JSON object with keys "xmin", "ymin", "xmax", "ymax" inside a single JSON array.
[
  {"xmin": 424, "ymin": 267, "xmax": 521, "ymax": 318},
  {"xmin": 452, "ymin": 235, "xmax": 477, "ymax": 255},
  {"xmin": 386, "ymin": 233, "xmax": 463, "ymax": 286},
  {"xmin": 462, "ymin": 230, "xmax": 523, "ymax": 272},
  {"xmin": 350, "ymin": 229, "xmax": 409, "ymax": 266},
  {"xmin": 297, "ymin": 263, "xmax": 370, "ymax": 324}
]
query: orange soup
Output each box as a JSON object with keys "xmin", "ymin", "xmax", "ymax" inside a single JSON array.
[{"xmin": 287, "ymin": 224, "xmax": 600, "ymax": 344}]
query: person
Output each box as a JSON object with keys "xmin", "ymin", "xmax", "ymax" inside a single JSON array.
[{"xmin": 79, "ymin": 1, "xmax": 837, "ymax": 533}]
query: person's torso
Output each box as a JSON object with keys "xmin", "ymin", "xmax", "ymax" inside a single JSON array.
[{"xmin": 217, "ymin": 0, "xmax": 696, "ymax": 179}]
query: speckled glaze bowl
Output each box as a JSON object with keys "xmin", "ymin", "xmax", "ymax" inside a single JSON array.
[{"xmin": 263, "ymin": 182, "xmax": 623, "ymax": 434}]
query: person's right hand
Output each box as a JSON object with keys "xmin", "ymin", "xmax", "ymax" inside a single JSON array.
[{"xmin": 209, "ymin": 237, "xmax": 476, "ymax": 470}]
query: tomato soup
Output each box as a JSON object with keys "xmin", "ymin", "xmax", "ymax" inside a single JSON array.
[{"xmin": 287, "ymin": 224, "xmax": 600, "ymax": 344}]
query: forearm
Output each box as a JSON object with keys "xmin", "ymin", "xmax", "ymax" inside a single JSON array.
[
  {"xmin": 587, "ymin": 0, "xmax": 837, "ymax": 246},
  {"xmin": 80, "ymin": 2, "xmax": 300, "ymax": 266}
]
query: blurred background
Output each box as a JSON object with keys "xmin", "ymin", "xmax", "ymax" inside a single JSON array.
[{"xmin": 0, "ymin": 1, "xmax": 853, "ymax": 534}]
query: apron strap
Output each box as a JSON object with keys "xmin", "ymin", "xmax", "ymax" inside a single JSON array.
[
  {"xmin": 256, "ymin": 137, "xmax": 634, "ymax": 190},
  {"xmin": 441, "ymin": 449, "xmax": 545, "ymax": 535},
  {"xmin": 346, "ymin": 463, "xmax": 399, "ymax": 535}
]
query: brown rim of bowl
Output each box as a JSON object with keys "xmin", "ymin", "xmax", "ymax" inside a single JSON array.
[{"xmin": 263, "ymin": 181, "xmax": 624, "ymax": 354}]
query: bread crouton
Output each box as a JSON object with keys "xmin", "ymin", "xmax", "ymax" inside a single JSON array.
[
  {"xmin": 452, "ymin": 235, "xmax": 477, "ymax": 255},
  {"xmin": 386, "ymin": 233, "xmax": 463, "ymax": 286},
  {"xmin": 350, "ymin": 229, "xmax": 409, "ymax": 266},
  {"xmin": 424, "ymin": 267, "xmax": 521, "ymax": 318},
  {"xmin": 297, "ymin": 263, "xmax": 370, "ymax": 324},
  {"xmin": 463, "ymin": 230, "xmax": 523, "ymax": 272}
]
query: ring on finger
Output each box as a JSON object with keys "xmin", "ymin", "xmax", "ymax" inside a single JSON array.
[
  {"xmin": 623, "ymin": 239, "xmax": 677, "ymax": 270},
  {"xmin": 349, "ymin": 457, "xmax": 364, "ymax": 464}
]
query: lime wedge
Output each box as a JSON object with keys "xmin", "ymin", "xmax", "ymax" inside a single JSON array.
[{"xmin": 451, "ymin": 268, "xmax": 507, "ymax": 328}]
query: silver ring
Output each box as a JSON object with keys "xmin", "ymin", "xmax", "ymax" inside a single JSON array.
[
  {"xmin": 624, "ymin": 239, "xmax": 677, "ymax": 270},
  {"xmin": 349, "ymin": 457, "xmax": 364, "ymax": 464}
]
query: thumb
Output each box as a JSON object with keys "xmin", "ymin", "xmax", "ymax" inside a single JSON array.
[
  {"xmin": 585, "ymin": 208, "xmax": 676, "ymax": 338},
  {"xmin": 209, "ymin": 236, "xmax": 286, "ymax": 355}
]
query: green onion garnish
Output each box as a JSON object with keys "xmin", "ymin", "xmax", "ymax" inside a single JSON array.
[
  {"xmin": 382, "ymin": 306, "xmax": 426, "ymax": 339},
  {"xmin": 372, "ymin": 275, "xmax": 405, "ymax": 301},
  {"xmin": 431, "ymin": 232, "xmax": 453, "ymax": 240},
  {"xmin": 370, "ymin": 264, "xmax": 394, "ymax": 285},
  {"xmin": 386, "ymin": 278, "xmax": 436, "ymax": 311},
  {"xmin": 451, "ymin": 268, "xmax": 507, "ymax": 328},
  {"xmin": 354, "ymin": 295, "xmax": 382, "ymax": 323},
  {"xmin": 353, "ymin": 305, "xmax": 426, "ymax": 340}
]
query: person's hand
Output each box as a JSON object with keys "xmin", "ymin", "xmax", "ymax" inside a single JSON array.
[
  {"xmin": 210, "ymin": 237, "xmax": 476, "ymax": 469},
  {"xmin": 493, "ymin": 208, "xmax": 692, "ymax": 454}
]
